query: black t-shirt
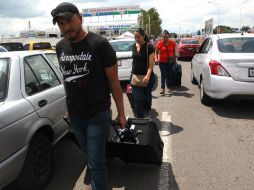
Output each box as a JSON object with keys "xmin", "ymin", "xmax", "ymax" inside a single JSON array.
[
  {"xmin": 132, "ymin": 42, "xmax": 154, "ymax": 75},
  {"xmin": 56, "ymin": 32, "xmax": 117, "ymax": 119}
]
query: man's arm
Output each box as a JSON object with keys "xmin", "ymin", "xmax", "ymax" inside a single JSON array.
[{"xmin": 104, "ymin": 64, "xmax": 126, "ymax": 128}]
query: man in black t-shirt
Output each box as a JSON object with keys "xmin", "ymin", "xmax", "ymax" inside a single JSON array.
[{"xmin": 51, "ymin": 2, "xmax": 126, "ymax": 190}]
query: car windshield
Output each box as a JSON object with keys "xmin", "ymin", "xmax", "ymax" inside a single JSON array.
[
  {"xmin": 0, "ymin": 58, "xmax": 9, "ymax": 101},
  {"xmin": 110, "ymin": 41, "xmax": 134, "ymax": 52},
  {"xmin": 217, "ymin": 37, "xmax": 254, "ymax": 53},
  {"xmin": 182, "ymin": 39, "xmax": 200, "ymax": 44},
  {"xmin": 33, "ymin": 42, "xmax": 52, "ymax": 50},
  {"xmin": 0, "ymin": 43, "xmax": 24, "ymax": 51}
]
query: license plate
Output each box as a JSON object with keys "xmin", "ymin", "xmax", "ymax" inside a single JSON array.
[
  {"xmin": 249, "ymin": 68, "xmax": 254, "ymax": 77},
  {"xmin": 117, "ymin": 60, "xmax": 122, "ymax": 66}
]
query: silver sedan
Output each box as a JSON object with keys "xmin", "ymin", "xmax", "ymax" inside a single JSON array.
[
  {"xmin": 0, "ymin": 51, "xmax": 69, "ymax": 189},
  {"xmin": 191, "ymin": 33, "xmax": 254, "ymax": 105}
]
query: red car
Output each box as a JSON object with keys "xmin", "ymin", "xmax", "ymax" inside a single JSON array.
[{"xmin": 176, "ymin": 38, "xmax": 201, "ymax": 59}]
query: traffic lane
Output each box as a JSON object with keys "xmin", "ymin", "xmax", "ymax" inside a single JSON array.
[{"xmin": 166, "ymin": 60, "xmax": 254, "ymax": 190}]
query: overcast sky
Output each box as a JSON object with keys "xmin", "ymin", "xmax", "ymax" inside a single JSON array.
[{"xmin": 0, "ymin": 0, "xmax": 253, "ymax": 36}]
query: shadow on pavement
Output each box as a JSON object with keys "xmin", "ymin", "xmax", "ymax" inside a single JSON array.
[
  {"xmin": 159, "ymin": 86, "xmax": 195, "ymax": 98},
  {"xmin": 108, "ymin": 159, "xmax": 179, "ymax": 190},
  {"xmin": 44, "ymin": 137, "xmax": 86, "ymax": 190},
  {"xmin": 211, "ymin": 99, "xmax": 254, "ymax": 120}
]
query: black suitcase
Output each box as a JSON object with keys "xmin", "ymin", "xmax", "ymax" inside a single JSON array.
[
  {"xmin": 106, "ymin": 118, "xmax": 164, "ymax": 165},
  {"xmin": 171, "ymin": 63, "xmax": 182, "ymax": 86}
]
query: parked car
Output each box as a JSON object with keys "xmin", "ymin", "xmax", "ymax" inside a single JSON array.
[
  {"xmin": 176, "ymin": 38, "xmax": 201, "ymax": 59},
  {"xmin": 0, "ymin": 51, "xmax": 69, "ymax": 189},
  {"xmin": 0, "ymin": 42, "xmax": 24, "ymax": 51},
  {"xmin": 24, "ymin": 42, "xmax": 53, "ymax": 51},
  {"xmin": 109, "ymin": 39, "xmax": 134, "ymax": 81},
  {"xmin": 0, "ymin": 46, "xmax": 7, "ymax": 52},
  {"xmin": 191, "ymin": 33, "xmax": 254, "ymax": 105}
]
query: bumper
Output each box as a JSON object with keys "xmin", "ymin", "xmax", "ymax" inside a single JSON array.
[
  {"xmin": 118, "ymin": 68, "xmax": 132, "ymax": 81},
  {"xmin": 205, "ymin": 76, "xmax": 254, "ymax": 99},
  {"xmin": 0, "ymin": 146, "xmax": 28, "ymax": 189}
]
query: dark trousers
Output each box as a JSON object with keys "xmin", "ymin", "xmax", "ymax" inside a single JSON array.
[
  {"xmin": 159, "ymin": 62, "xmax": 173, "ymax": 89},
  {"xmin": 132, "ymin": 74, "xmax": 155, "ymax": 118}
]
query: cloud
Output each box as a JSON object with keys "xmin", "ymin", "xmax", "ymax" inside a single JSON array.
[
  {"xmin": 0, "ymin": 0, "xmax": 254, "ymax": 36},
  {"xmin": 0, "ymin": 0, "xmax": 45, "ymax": 18}
]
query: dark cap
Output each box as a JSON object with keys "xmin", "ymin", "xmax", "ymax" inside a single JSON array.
[{"xmin": 51, "ymin": 2, "xmax": 80, "ymax": 25}]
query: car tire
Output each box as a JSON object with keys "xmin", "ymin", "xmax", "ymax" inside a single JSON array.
[
  {"xmin": 200, "ymin": 79, "xmax": 213, "ymax": 105},
  {"xmin": 190, "ymin": 71, "xmax": 198, "ymax": 85},
  {"xmin": 16, "ymin": 134, "xmax": 52, "ymax": 190}
]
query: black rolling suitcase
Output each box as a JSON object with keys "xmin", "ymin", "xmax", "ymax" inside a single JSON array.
[
  {"xmin": 106, "ymin": 118, "xmax": 164, "ymax": 165},
  {"xmin": 171, "ymin": 63, "xmax": 182, "ymax": 86}
]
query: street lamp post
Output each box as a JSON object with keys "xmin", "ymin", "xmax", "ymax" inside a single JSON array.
[{"xmin": 208, "ymin": 1, "xmax": 220, "ymax": 34}]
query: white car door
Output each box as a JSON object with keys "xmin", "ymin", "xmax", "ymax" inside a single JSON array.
[
  {"xmin": 21, "ymin": 54, "xmax": 67, "ymax": 138},
  {"xmin": 192, "ymin": 38, "xmax": 210, "ymax": 84}
]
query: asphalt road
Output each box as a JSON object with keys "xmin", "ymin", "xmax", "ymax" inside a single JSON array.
[{"xmin": 10, "ymin": 59, "xmax": 254, "ymax": 190}]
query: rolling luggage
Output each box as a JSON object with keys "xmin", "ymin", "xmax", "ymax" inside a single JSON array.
[
  {"xmin": 171, "ymin": 63, "xmax": 182, "ymax": 86},
  {"xmin": 106, "ymin": 118, "xmax": 164, "ymax": 165}
]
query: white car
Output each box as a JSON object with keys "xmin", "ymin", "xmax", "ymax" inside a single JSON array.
[
  {"xmin": 191, "ymin": 33, "xmax": 254, "ymax": 105},
  {"xmin": 0, "ymin": 51, "xmax": 69, "ymax": 189},
  {"xmin": 109, "ymin": 39, "xmax": 134, "ymax": 81}
]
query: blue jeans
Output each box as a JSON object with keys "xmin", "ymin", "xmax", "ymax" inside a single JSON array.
[
  {"xmin": 69, "ymin": 111, "xmax": 110, "ymax": 190},
  {"xmin": 132, "ymin": 74, "xmax": 155, "ymax": 118},
  {"xmin": 159, "ymin": 62, "xmax": 173, "ymax": 89}
]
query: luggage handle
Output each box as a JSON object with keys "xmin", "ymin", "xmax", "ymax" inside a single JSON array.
[{"xmin": 111, "ymin": 120, "xmax": 143, "ymax": 144}]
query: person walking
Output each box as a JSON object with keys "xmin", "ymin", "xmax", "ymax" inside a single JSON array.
[
  {"xmin": 155, "ymin": 30, "xmax": 177, "ymax": 94},
  {"xmin": 51, "ymin": 2, "xmax": 126, "ymax": 190},
  {"xmin": 131, "ymin": 28, "xmax": 155, "ymax": 118}
]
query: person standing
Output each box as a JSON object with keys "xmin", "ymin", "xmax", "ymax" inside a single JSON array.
[
  {"xmin": 131, "ymin": 28, "xmax": 155, "ymax": 118},
  {"xmin": 51, "ymin": 2, "xmax": 126, "ymax": 190},
  {"xmin": 155, "ymin": 30, "xmax": 177, "ymax": 94}
]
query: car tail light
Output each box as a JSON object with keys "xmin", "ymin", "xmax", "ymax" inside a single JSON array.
[{"xmin": 209, "ymin": 60, "xmax": 230, "ymax": 77}]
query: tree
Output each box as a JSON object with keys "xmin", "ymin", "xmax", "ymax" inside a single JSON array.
[
  {"xmin": 197, "ymin": 30, "xmax": 201, "ymax": 35},
  {"xmin": 241, "ymin": 26, "xmax": 251, "ymax": 32},
  {"xmin": 213, "ymin": 25, "xmax": 234, "ymax": 34},
  {"xmin": 138, "ymin": 8, "xmax": 162, "ymax": 37}
]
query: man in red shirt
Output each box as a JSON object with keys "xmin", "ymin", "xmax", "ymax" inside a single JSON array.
[{"xmin": 155, "ymin": 30, "xmax": 177, "ymax": 94}]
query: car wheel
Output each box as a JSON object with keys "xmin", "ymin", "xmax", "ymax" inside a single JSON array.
[
  {"xmin": 200, "ymin": 79, "xmax": 213, "ymax": 105},
  {"xmin": 16, "ymin": 134, "xmax": 52, "ymax": 190},
  {"xmin": 190, "ymin": 70, "xmax": 198, "ymax": 85}
]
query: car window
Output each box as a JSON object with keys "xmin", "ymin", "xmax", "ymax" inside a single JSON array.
[
  {"xmin": 203, "ymin": 38, "xmax": 212, "ymax": 53},
  {"xmin": 0, "ymin": 43, "xmax": 24, "ymax": 51},
  {"xmin": 198, "ymin": 38, "xmax": 209, "ymax": 53},
  {"xmin": 110, "ymin": 41, "xmax": 134, "ymax": 52},
  {"xmin": 33, "ymin": 42, "xmax": 52, "ymax": 50},
  {"xmin": 0, "ymin": 58, "xmax": 9, "ymax": 101},
  {"xmin": 217, "ymin": 37, "xmax": 254, "ymax": 53},
  {"xmin": 182, "ymin": 39, "xmax": 200, "ymax": 44},
  {"xmin": 24, "ymin": 55, "xmax": 60, "ymax": 95},
  {"xmin": 24, "ymin": 44, "xmax": 29, "ymax": 50},
  {"xmin": 45, "ymin": 53, "xmax": 59, "ymax": 69},
  {"xmin": 0, "ymin": 46, "xmax": 7, "ymax": 52}
]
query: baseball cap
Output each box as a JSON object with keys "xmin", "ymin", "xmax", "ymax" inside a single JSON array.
[{"xmin": 51, "ymin": 2, "xmax": 80, "ymax": 25}]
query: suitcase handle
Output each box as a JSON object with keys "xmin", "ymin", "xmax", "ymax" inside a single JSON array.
[{"xmin": 111, "ymin": 120, "xmax": 142, "ymax": 144}]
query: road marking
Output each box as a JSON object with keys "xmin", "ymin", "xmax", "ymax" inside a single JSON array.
[
  {"xmin": 160, "ymin": 112, "xmax": 172, "ymax": 162},
  {"xmin": 158, "ymin": 112, "xmax": 173, "ymax": 189}
]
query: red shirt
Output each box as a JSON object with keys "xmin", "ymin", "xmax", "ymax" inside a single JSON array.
[{"xmin": 156, "ymin": 39, "xmax": 176, "ymax": 63}]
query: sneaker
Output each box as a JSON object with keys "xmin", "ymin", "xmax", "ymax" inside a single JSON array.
[{"xmin": 160, "ymin": 88, "xmax": 165, "ymax": 94}]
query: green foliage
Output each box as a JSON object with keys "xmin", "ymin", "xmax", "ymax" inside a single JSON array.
[
  {"xmin": 213, "ymin": 25, "xmax": 235, "ymax": 34},
  {"xmin": 138, "ymin": 8, "xmax": 162, "ymax": 37}
]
